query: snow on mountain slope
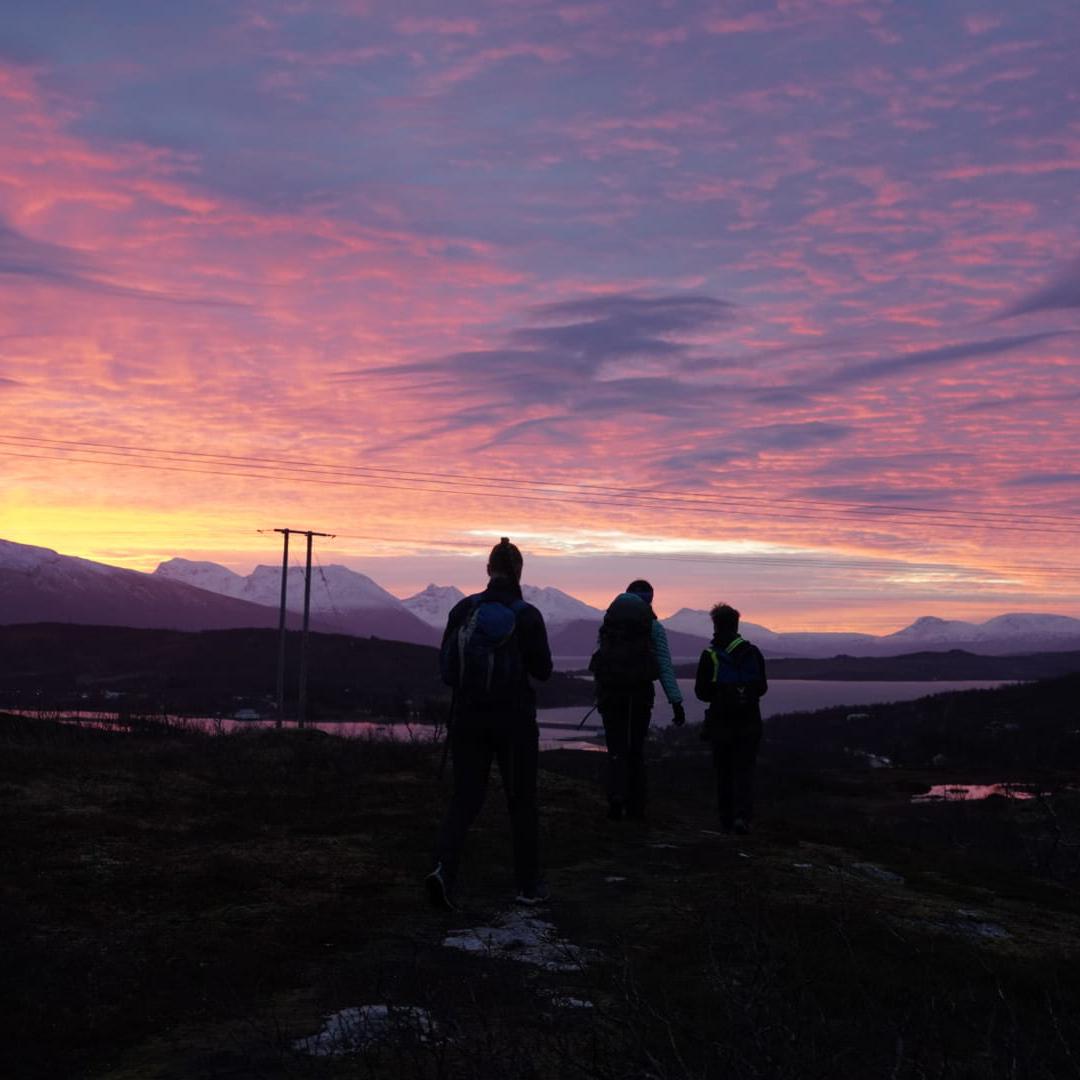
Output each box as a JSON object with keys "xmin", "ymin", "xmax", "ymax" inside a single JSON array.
[
  {"xmin": 155, "ymin": 558, "xmax": 247, "ymax": 598},
  {"xmin": 662, "ymin": 607, "xmax": 713, "ymax": 639},
  {"xmin": 402, "ymin": 585, "xmax": 466, "ymax": 628},
  {"xmin": 0, "ymin": 539, "xmax": 305, "ymax": 631},
  {"xmin": 883, "ymin": 616, "xmax": 981, "ymax": 644},
  {"xmin": 661, "ymin": 608, "xmax": 1080, "ymax": 658},
  {"xmin": 662, "ymin": 608, "xmax": 787, "ymax": 652},
  {"xmin": 402, "ymin": 582, "xmax": 603, "ymax": 632},
  {"xmin": 976, "ymin": 613, "xmax": 1080, "ymax": 639},
  {"xmin": 157, "ymin": 559, "xmax": 404, "ymax": 612},
  {"xmin": 521, "ymin": 585, "xmax": 604, "ymax": 630},
  {"xmin": 152, "ymin": 558, "xmax": 438, "ymax": 645}
]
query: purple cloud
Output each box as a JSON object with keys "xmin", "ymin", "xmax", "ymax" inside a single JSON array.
[
  {"xmin": 0, "ymin": 221, "xmax": 247, "ymax": 309},
  {"xmin": 1001, "ymin": 255, "xmax": 1080, "ymax": 318}
]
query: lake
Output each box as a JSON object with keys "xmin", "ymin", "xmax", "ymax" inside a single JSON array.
[
  {"xmin": 536, "ymin": 678, "xmax": 1012, "ymax": 745},
  {"xmin": 9, "ymin": 678, "xmax": 1011, "ymax": 754}
]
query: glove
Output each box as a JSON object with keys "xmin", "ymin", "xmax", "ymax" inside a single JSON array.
[{"xmin": 671, "ymin": 701, "xmax": 686, "ymax": 727}]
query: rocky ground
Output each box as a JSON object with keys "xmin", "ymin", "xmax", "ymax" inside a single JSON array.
[{"xmin": 3, "ymin": 712, "xmax": 1080, "ymax": 1079}]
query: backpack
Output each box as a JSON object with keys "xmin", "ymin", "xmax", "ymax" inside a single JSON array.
[
  {"xmin": 442, "ymin": 597, "xmax": 527, "ymax": 707},
  {"xmin": 589, "ymin": 593, "xmax": 660, "ymax": 691},
  {"xmin": 707, "ymin": 636, "xmax": 762, "ymax": 719}
]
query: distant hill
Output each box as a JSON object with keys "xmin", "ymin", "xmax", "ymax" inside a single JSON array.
[
  {"xmin": 548, "ymin": 618, "xmax": 708, "ymax": 662},
  {"xmin": 765, "ymin": 672, "xmax": 1080, "ymax": 771},
  {"xmin": 0, "ymin": 623, "xmax": 594, "ymax": 716},
  {"xmin": 679, "ymin": 649, "xmax": 1080, "ymax": 682},
  {"xmin": 662, "ymin": 607, "xmax": 1080, "ymax": 658},
  {"xmin": 0, "ymin": 539, "xmax": 324, "ymax": 634}
]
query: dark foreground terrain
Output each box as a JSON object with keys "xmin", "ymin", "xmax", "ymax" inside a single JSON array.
[
  {"xmin": 3, "ymin": 699, "xmax": 1080, "ymax": 1079},
  {"xmin": 0, "ymin": 622, "xmax": 594, "ymax": 718}
]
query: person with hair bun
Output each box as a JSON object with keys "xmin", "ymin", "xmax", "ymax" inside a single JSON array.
[{"xmin": 426, "ymin": 538, "xmax": 553, "ymax": 910}]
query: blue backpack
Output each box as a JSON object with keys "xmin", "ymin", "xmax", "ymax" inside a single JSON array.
[
  {"xmin": 443, "ymin": 597, "xmax": 528, "ymax": 706},
  {"xmin": 707, "ymin": 636, "xmax": 762, "ymax": 716}
]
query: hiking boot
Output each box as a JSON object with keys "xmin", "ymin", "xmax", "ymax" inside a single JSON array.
[
  {"xmin": 733, "ymin": 818, "xmax": 751, "ymax": 836},
  {"xmin": 424, "ymin": 863, "xmax": 456, "ymax": 912},
  {"xmin": 514, "ymin": 880, "xmax": 551, "ymax": 906}
]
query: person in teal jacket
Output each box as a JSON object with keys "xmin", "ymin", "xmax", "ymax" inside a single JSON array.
[{"xmin": 589, "ymin": 579, "xmax": 685, "ymax": 820}]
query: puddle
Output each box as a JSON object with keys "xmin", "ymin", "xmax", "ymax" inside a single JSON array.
[
  {"xmin": 912, "ymin": 783, "xmax": 1046, "ymax": 804},
  {"xmin": 294, "ymin": 1005, "xmax": 435, "ymax": 1056},
  {"xmin": 444, "ymin": 910, "xmax": 589, "ymax": 971}
]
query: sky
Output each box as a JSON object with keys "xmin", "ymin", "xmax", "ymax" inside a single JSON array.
[{"xmin": 0, "ymin": 0, "xmax": 1078, "ymax": 630}]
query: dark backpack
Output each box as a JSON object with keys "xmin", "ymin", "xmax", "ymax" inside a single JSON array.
[
  {"xmin": 589, "ymin": 593, "xmax": 660, "ymax": 691},
  {"xmin": 443, "ymin": 597, "xmax": 527, "ymax": 707},
  {"xmin": 707, "ymin": 636, "xmax": 762, "ymax": 718}
]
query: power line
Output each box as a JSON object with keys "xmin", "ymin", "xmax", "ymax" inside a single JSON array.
[
  {"xmin": 3, "ymin": 439, "xmax": 1077, "ymax": 539},
  {"xmin": 0, "ymin": 432, "xmax": 1074, "ymax": 529}
]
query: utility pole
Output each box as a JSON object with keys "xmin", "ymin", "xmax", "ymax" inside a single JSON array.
[
  {"xmin": 274, "ymin": 529, "xmax": 289, "ymax": 727},
  {"xmin": 271, "ymin": 528, "xmax": 333, "ymax": 728}
]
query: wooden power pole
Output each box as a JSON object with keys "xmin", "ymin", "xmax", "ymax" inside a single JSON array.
[{"xmin": 272, "ymin": 528, "xmax": 334, "ymax": 728}]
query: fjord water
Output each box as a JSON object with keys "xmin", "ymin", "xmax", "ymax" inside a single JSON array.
[{"xmin": 537, "ymin": 678, "xmax": 1013, "ymax": 736}]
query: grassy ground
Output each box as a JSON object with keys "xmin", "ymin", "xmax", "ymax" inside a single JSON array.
[{"xmin": 4, "ymin": 713, "xmax": 1080, "ymax": 1079}]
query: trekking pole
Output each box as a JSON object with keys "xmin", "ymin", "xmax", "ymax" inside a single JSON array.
[{"xmin": 577, "ymin": 703, "xmax": 598, "ymax": 730}]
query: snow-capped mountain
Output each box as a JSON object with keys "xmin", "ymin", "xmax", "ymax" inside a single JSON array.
[
  {"xmin": 661, "ymin": 608, "xmax": 1080, "ymax": 658},
  {"xmin": 402, "ymin": 584, "xmax": 466, "ymax": 628},
  {"xmin": 154, "ymin": 559, "xmax": 437, "ymax": 645},
  {"xmin": 0, "ymin": 539, "xmax": 308, "ymax": 632},
  {"xmin": 402, "ymin": 582, "xmax": 603, "ymax": 632},
  {"xmin": 521, "ymin": 585, "xmax": 604, "ymax": 631},
  {"xmin": 7, "ymin": 537, "xmax": 1080, "ymax": 657},
  {"xmin": 664, "ymin": 608, "xmax": 777, "ymax": 645},
  {"xmin": 885, "ymin": 613, "xmax": 1080, "ymax": 653}
]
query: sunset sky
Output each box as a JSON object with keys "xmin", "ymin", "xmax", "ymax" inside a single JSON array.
[{"xmin": 1, "ymin": 1, "xmax": 1078, "ymax": 630}]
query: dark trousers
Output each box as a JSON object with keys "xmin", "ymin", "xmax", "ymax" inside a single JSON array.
[
  {"xmin": 434, "ymin": 709, "xmax": 540, "ymax": 893},
  {"xmin": 711, "ymin": 720, "xmax": 762, "ymax": 827},
  {"xmin": 599, "ymin": 687, "xmax": 654, "ymax": 816}
]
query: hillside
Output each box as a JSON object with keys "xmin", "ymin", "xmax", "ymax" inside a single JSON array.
[
  {"xmin": 0, "ymin": 538, "xmax": 325, "ymax": 633},
  {"xmin": 0, "ymin": 623, "xmax": 594, "ymax": 717},
  {"xmin": 765, "ymin": 672, "xmax": 1080, "ymax": 771},
  {"xmin": 4, "ymin": 694, "xmax": 1080, "ymax": 1079}
]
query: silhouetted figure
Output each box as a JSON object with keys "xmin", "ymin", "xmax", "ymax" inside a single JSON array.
[
  {"xmin": 589, "ymin": 580, "xmax": 685, "ymax": 821},
  {"xmin": 426, "ymin": 538, "xmax": 553, "ymax": 910},
  {"xmin": 695, "ymin": 603, "xmax": 767, "ymax": 834}
]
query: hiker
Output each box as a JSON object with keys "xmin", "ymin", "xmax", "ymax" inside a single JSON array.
[
  {"xmin": 426, "ymin": 538, "xmax": 553, "ymax": 911},
  {"xmin": 695, "ymin": 603, "xmax": 768, "ymax": 835},
  {"xmin": 589, "ymin": 580, "xmax": 685, "ymax": 821}
]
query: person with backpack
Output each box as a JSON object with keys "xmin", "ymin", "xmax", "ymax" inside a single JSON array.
[
  {"xmin": 425, "ymin": 538, "xmax": 553, "ymax": 911},
  {"xmin": 589, "ymin": 579, "xmax": 685, "ymax": 821},
  {"xmin": 695, "ymin": 603, "xmax": 768, "ymax": 835}
]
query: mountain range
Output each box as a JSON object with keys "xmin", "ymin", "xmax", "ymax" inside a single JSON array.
[{"xmin": 3, "ymin": 538, "xmax": 1080, "ymax": 660}]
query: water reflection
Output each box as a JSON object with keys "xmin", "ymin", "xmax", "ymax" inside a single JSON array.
[
  {"xmin": 7, "ymin": 709, "xmax": 604, "ymax": 752},
  {"xmin": 911, "ymin": 783, "xmax": 1046, "ymax": 803}
]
